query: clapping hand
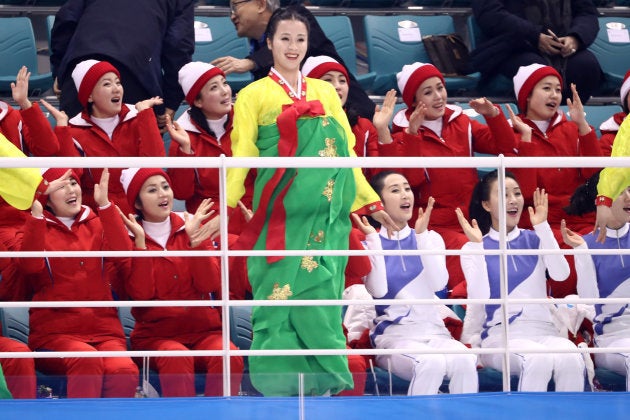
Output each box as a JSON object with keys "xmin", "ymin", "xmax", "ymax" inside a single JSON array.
[
  {"xmin": 528, "ymin": 187, "xmax": 548, "ymax": 226},
  {"xmin": 455, "ymin": 207, "xmax": 482, "ymax": 243}
]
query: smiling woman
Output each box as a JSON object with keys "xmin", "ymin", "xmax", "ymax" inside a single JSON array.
[
  {"xmin": 204, "ymin": 6, "xmax": 397, "ymax": 397},
  {"xmin": 41, "ymin": 59, "xmax": 167, "ymax": 216}
]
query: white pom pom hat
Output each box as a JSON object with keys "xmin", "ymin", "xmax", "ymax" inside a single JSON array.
[
  {"xmin": 120, "ymin": 168, "xmax": 171, "ymax": 211},
  {"xmin": 302, "ymin": 55, "xmax": 349, "ymax": 81},
  {"xmin": 396, "ymin": 62, "xmax": 444, "ymax": 108},
  {"xmin": 71, "ymin": 59, "xmax": 120, "ymax": 108},
  {"xmin": 178, "ymin": 61, "xmax": 225, "ymax": 106},
  {"xmin": 513, "ymin": 63, "xmax": 562, "ymax": 112}
]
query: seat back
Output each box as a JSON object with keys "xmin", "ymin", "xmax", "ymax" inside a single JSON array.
[
  {"xmin": 46, "ymin": 15, "xmax": 55, "ymax": 52},
  {"xmin": 0, "ymin": 17, "xmax": 53, "ymax": 94},
  {"xmin": 589, "ymin": 17, "xmax": 630, "ymax": 89},
  {"xmin": 117, "ymin": 306, "xmax": 136, "ymax": 350},
  {"xmin": 364, "ymin": 14, "xmax": 477, "ymax": 94},
  {"xmin": 0, "ymin": 306, "xmax": 30, "ymax": 345},
  {"xmin": 314, "ymin": 16, "xmax": 357, "ymax": 76},
  {"xmin": 192, "ymin": 16, "xmax": 253, "ymax": 91},
  {"xmin": 560, "ymin": 104, "xmax": 623, "ymax": 137},
  {"xmin": 229, "ymin": 306, "xmax": 252, "ymax": 350}
]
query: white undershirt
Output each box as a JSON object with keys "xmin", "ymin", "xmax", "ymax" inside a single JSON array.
[
  {"xmin": 423, "ymin": 118, "xmax": 443, "ymax": 137},
  {"xmin": 207, "ymin": 114, "xmax": 228, "ymax": 144},
  {"xmin": 57, "ymin": 216, "xmax": 74, "ymax": 230},
  {"xmin": 142, "ymin": 218, "xmax": 171, "ymax": 249},
  {"xmin": 531, "ymin": 119, "xmax": 550, "ymax": 134},
  {"xmin": 90, "ymin": 115, "xmax": 120, "ymax": 139}
]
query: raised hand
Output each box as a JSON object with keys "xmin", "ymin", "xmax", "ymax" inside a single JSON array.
[
  {"xmin": 11, "ymin": 66, "xmax": 31, "ymax": 109},
  {"xmin": 184, "ymin": 198, "xmax": 216, "ymax": 247},
  {"xmin": 370, "ymin": 210, "xmax": 400, "ymax": 239},
  {"xmin": 506, "ymin": 104, "xmax": 532, "ymax": 142},
  {"xmin": 455, "ymin": 207, "xmax": 482, "ymax": 242},
  {"xmin": 407, "ymin": 102, "xmax": 427, "ymax": 135},
  {"xmin": 468, "ymin": 97, "xmax": 499, "ymax": 117},
  {"xmin": 93, "ymin": 168, "xmax": 110, "ymax": 207},
  {"xmin": 414, "ymin": 196, "xmax": 435, "ymax": 234},
  {"xmin": 373, "ymin": 89, "xmax": 397, "ymax": 144},
  {"xmin": 44, "ymin": 169, "xmax": 72, "ymax": 195},
  {"xmin": 30, "ymin": 199, "xmax": 44, "ymax": 218},
  {"xmin": 594, "ymin": 205, "xmax": 612, "ymax": 244},
  {"xmin": 165, "ymin": 114, "xmax": 192, "ymax": 154},
  {"xmin": 40, "ymin": 98, "xmax": 69, "ymax": 126},
  {"xmin": 119, "ymin": 208, "xmax": 146, "ymax": 249},
  {"xmin": 351, "ymin": 212, "xmax": 376, "ymax": 236},
  {"xmin": 238, "ymin": 200, "xmax": 253, "ymax": 222},
  {"xmin": 560, "ymin": 219, "xmax": 584, "ymax": 248},
  {"xmin": 566, "ymin": 83, "xmax": 591, "ymax": 135},
  {"xmin": 528, "ymin": 187, "xmax": 548, "ymax": 226},
  {"xmin": 135, "ymin": 96, "xmax": 164, "ymax": 112}
]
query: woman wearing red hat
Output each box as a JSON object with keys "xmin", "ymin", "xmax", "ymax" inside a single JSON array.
[
  {"xmin": 382, "ymin": 61, "xmax": 516, "ymax": 299},
  {"xmin": 508, "ymin": 63, "xmax": 602, "ymax": 297},
  {"xmin": 42, "ymin": 59, "xmax": 166, "ymax": 217},
  {"xmin": 204, "ymin": 7, "xmax": 397, "ymax": 397},
  {"xmin": 167, "ymin": 61, "xmax": 255, "ymax": 236},
  {"xmin": 118, "ymin": 167, "xmax": 243, "ymax": 397},
  {"xmin": 14, "ymin": 168, "xmax": 139, "ymax": 398}
]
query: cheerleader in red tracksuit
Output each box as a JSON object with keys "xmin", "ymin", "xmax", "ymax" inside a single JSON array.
[
  {"xmin": 508, "ymin": 64, "xmax": 602, "ymax": 297},
  {"xmin": 301, "ymin": 56, "xmax": 397, "ymax": 180},
  {"xmin": 599, "ymin": 70, "xmax": 630, "ymax": 156},
  {"xmin": 0, "ymin": 66, "xmax": 63, "ymax": 399},
  {"xmin": 0, "ymin": 66, "xmax": 61, "ymax": 252},
  {"xmin": 168, "ymin": 62, "xmax": 255, "ymax": 235},
  {"xmin": 383, "ymin": 62, "xmax": 516, "ymax": 297},
  {"xmin": 15, "ymin": 168, "xmax": 139, "ymax": 398},
  {"xmin": 119, "ymin": 167, "xmax": 244, "ymax": 397},
  {"xmin": 50, "ymin": 59, "xmax": 166, "ymax": 216}
]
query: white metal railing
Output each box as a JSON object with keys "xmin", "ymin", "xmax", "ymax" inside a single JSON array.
[{"xmin": 1, "ymin": 154, "xmax": 629, "ymax": 397}]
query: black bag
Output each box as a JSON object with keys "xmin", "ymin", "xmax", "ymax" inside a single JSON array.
[{"xmin": 422, "ymin": 33, "xmax": 471, "ymax": 77}]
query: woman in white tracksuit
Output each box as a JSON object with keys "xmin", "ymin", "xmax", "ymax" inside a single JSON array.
[
  {"xmin": 457, "ymin": 170, "xmax": 585, "ymax": 392},
  {"xmin": 352, "ymin": 171, "xmax": 478, "ymax": 395},
  {"xmin": 562, "ymin": 172, "xmax": 630, "ymax": 390}
]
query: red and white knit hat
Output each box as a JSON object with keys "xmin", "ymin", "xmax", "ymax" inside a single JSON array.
[
  {"xmin": 302, "ymin": 55, "xmax": 349, "ymax": 81},
  {"xmin": 396, "ymin": 62, "xmax": 445, "ymax": 108},
  {"xmin": 71, "ymin": 59, "xmax": 120, "ymax": 108},
  {"xmin": 120, "ymin": 168, "xmax": 171, "ymax": 211},
  {"xmin": 620, "ymin": 70, "xmax": 630, "ymax": 113},
  {"xmin": 178, "ymin": 61, "xmax": 225, "ymax": 106},
  {"xmin": 513, "ymin": 63, "xmax": 562, "ymax": 112},
  {"xmin": 37, "ymin": 168, "xmax": 80, "ymax": 207}
]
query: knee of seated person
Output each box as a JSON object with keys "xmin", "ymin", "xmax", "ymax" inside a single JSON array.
[{"xmin": 413, "ymin": 354, "xmax": 447, "ymax": 374}]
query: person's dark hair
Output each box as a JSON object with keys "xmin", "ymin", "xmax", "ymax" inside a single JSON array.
[
  {"xmin": 564, "ymin": 170, "xmax": 601, "ymax": 216},
  {"xmin": 469, "ymin": 169, "xmax": 518, "ymax": 235},
  {"xmin": 265, "ymin": 6, "xmax": 310, "ymax": 41},
  {"xmin": 344, "ymin": 102, "xmax": 360, "ymax": 126},
  {"xmin": 369, "ymin": 170, "xmax": 401, "ymax": 200}
]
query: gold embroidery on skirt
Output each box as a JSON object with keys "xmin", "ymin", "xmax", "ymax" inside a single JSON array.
[
  {"xmin": 268, "ymin": 283, "xmax": 293, "ymax": 300},
  {"xmin": 301, "ymin": 256, "xmax": 319, "ymax": 272},
  {"xmin": 318, "ymin": 138, "xmax": 337, "ymax": 157},
  {"xmin": 321, "ymin": 117, "xmax": 329, "ymax": 127},
  {"xmin": 322, "ymin": 179, "xmax": 334, "ymax": 202}
]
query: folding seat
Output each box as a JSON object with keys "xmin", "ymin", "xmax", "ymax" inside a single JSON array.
[
  {"xmin": 364, "ymin": 14, "xmax": 479, "ymax": 95},
  {"xmin": 0, "ymin": 17, "xmax": 53, "ymax": 96}
]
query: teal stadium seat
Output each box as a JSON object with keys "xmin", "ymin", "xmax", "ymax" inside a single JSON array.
[
  {"xmin": 363, "ymin": 15, "xmax": 480, "ymax": 95},
  {"xmin": 46, "ymin": 15, "xmax": 55, "ymax": 53},
  {"xmin": 560, "ymin": 104, "xmax": 623, "ymax": 137},
  {"xmin": 0, "ymin": 306, "xmax": 30, "ymax": 345},
  {"xmin": 589, "ymin": 17, "xmax": 630, "ymax": 96},
  {"xmin": 466, "ymin": 15, "xmax": 514, "ymax": 99},
  {"xmin": 314, "ymin": 15, "xmax": 376, "ymax": 91},
  {"xmin": 192, "ymin": 16, "xmax": 253, "ymax": 92},
  {"xmin": 0, "ymin": 17, "xmax": 53, "ymax": 96}
]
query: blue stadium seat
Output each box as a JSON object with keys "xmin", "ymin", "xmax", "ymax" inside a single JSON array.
[
  {"xmin": 559, "ymin": 104, "xmax": 623, "ymax": 137},
  {"xmin": 0, "ymin": 306, "xmax": 29, "ymax": 345},
  {"xmin": 314, "ymin": 15, "xmax": 376, "ymax": 91},
  {"xmin": 589, "ymin": 17, "xmax": 630, "ymax": 96},
  {"xmin": 192, "ymin": 16, "xmax": 253, "ymax": 92},
  {"xmin": 364, "ymin": 15, "xmax": 480, "ymax": 96},
  {"xmin": 0, "ymin": 17, "xmax": 53, "ymax": 96}
]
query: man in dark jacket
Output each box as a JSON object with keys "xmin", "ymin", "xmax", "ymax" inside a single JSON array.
[
  {"xmin": 212, "ymin": 0, "xmax": 376, "ymax": 119},
  {"xmin": 470, "ymin": 0, "xmax": 602, "ymax": 103},
  {"xmin": 50, "ymin": 0, "xmax": 195, "ymax": 125}
]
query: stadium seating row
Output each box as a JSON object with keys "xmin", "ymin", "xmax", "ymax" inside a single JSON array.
[{"xmin": 0, "ymin": 11, "xmax": 629, "ymax": 102}]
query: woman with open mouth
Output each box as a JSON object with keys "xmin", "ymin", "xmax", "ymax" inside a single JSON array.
[
  {"xmin": 457, "ymin": 169, "xmax": 585, "ymax": 392},
  {"xmin": 118, "ymin": 167, "xmax": 244, "ymax": 398},
  {"xmin": 16, "ymin": 168, "xmax": 139, "ymax": 398}
]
